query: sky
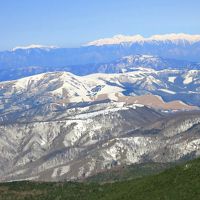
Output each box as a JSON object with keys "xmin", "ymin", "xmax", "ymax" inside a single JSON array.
[{"xmin": 0, "ymin": 0, "xmax": 199, "ymax": 50}]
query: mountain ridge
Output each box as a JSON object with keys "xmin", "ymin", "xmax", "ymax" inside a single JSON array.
[
  {"xmin": 1, "ymin": 33, "xmax": 200, "ymax": 73},
  {"xmin": 0, "ymin": 70, "xmax": 199, "ymax": 182},
  {"xmin": 85, "ymin": 33, "xmax": 200, "ymax": 46},
  {"xmin": 0, "ymin": 33, "xmax": 200, "ymax": 183}
]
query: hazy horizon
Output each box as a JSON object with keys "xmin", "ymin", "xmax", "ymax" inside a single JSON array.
[{"xmin": 0, "ymin": 0, "xmax": 199, "ymax": 50}]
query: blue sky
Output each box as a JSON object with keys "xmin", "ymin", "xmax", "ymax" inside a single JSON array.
[{"xmin": 0, "ymin": 0, "xmax": 199, "ymax": 50}]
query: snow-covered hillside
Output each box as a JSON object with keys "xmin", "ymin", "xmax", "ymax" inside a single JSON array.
[
  {"xmin": 1, "ymin": 105, "xmax": 200, "ymax": 182},
  {"xmin": 0, "ymin": 68, "xmax": 199, "ymax": 182},
  {"xmin": 0, "ymin": 68, "xmax": 199, "ymax": 122}
]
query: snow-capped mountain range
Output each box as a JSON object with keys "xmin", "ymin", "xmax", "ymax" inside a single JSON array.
[
  {"xmin": 0, "ymin": 69, "xmax": 200, "ymax": 181},
  {"xmin": 0, "ymin": 33, "xmax": 200, "ymax": 182},
  {"xmin": 0, "ymin": 34, "xmax": 200, "ymax": 75},
  {"xmin": 0, "ymin": 68, "xmax": 199, "ymax": 125},
  {"xmin": 86, "ymin": 33, "xmax": 200, "ymax": 46}
]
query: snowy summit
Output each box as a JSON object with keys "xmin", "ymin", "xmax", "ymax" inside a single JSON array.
[{"xmin": 12, "ymin": 44, "xmax": 58, "ymax": 51}]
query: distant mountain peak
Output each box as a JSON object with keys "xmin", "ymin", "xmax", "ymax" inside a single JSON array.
[
  {"xmin": 12, "ymin": 44, "xmax": 58, "ymax": 51},
  {"xmin": 85, "ymin": 34, "xmax": 144, "ymax": 46},
  {"xmin": 85, "ymin": 33, "xmax": 200, "ymax": 46}
]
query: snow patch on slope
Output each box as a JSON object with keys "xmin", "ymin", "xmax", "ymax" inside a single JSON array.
[{"xmin": 168, "ymin": 76, "xmax": 176, "ymax": 83}]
